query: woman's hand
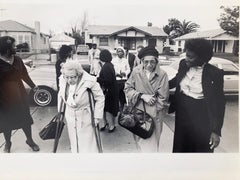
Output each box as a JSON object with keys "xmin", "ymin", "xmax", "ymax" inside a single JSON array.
[
  {"xmin": 209, "ymin": 132, "xmax": 220, "ymax": 149},
  {"xmin": 32, "ymin": 86, "xmax": 39, "ymax": 92},
  {"xmin": 141, "ymin": 94, "xmax": 156, "ymax": 106}
]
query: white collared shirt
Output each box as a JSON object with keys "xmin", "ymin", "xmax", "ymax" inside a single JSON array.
[
  {"xmin": 112, "ymin": 57, "xmax": 130, "ymax": 80},
  {"xmin": 180, "ymin": 66, "xmax": 204, "ymax": 99}
]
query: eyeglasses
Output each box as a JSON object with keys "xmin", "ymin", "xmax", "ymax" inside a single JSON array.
[
  {"xmin": 143, "ymin": 60, "xmax": 157, "ymax": 65},
  {"xmin": 63, "ymin": 75, "xmax": 78, "ymax": 79}
]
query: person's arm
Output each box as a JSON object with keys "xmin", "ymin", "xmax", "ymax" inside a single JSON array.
[
  {"xmin": 90, "ymin": 80, "xmax": 105, "ymax": 120},
  {"xmin": 156, "ymin": 72, "xmax": 169, "ymax": 110},
  {"xmin": 124, "ymin": 72, "xmax": 141, "ymax": 105},
  {"xmin": 210, "ymin": 69, "xmax": 226, "ymax": 149},
  {"xmin": 124, "ymin": 59, "xmax": 131, "ymax": 78},
  {"xmin": 20, "ymin": 57, "xmax": 36, "ymax": 89}
]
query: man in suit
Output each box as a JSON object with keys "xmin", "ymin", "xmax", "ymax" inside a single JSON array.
[{"xmin": 169, "ymin": 38, "xmax": 226, "ymax": 153}]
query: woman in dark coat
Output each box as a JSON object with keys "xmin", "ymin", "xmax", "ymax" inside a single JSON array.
[
  {"xmin": 97, "ymin": 49, "xmax": 119, "ymax": 132},
  {"xmin": 0, "ymin": 36, "xmax": 40, "ymax": 153},
  {"xmin": 169, "ymin": 39, "xmax": 225, "ymax": 153},
  {"xmin": 55, "ymin": 45, "xmax": 73, "ymax": 90}
]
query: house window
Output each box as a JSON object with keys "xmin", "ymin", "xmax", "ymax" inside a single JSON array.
[
  {"xmin": 178, "ymin": 41, "xmax": 181, "ymax": 46},
  {"xmin": 18, "ymin": 35, "xmax": 23, "ymax": 44},
  {"xmin": 25, "ymin": 35, "xmax": 31, "ymax": 46},
  {"xmin": 99, "ymin": 37, "xmax": 108, "ymax": 46},
  {"xmin": 118, "ymin": 38, "xmax": 136, "ymax": 50}
]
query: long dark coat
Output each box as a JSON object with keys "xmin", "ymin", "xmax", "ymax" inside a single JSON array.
[
  {"xmin": 97, "ymin": 62, "xmax": 119, "ymax": 117},
  {"xmin": 0, "ymin": 56, "xmax": 35, "ymax": 133},
  {"xmin": 169, "ymin": 59, "xmax": 226, "ymax": 152}
]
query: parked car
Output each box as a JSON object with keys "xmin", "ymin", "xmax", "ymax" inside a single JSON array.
[
  {"xmin": 76, "ymin": 45, "xmax": 89, "ymax": 55},
  {"xmin": 24, "ymin": 65, "xmax": 57, "ymax": 107},
  {"xmin": 161, "ymin": 57, "xmax": 239, "ymax": 95},
  {"xmin": 24, "ymin": 58, "xmax": 91, "ymax": 107}
]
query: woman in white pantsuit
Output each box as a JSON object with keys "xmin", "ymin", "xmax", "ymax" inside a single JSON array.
[{"xmin": 58, "ymin": 61, "xmax": 105, "ymax": 153}]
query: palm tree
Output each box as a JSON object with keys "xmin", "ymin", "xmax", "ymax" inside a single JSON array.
[{"xmin": 176, "ymin": 19, "xmax": 200, "ymax": 36}]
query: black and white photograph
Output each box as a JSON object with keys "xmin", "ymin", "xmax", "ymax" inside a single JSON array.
[{"xmin": 0, "ymin": 0, "xmax": 239, "ymax": 179}]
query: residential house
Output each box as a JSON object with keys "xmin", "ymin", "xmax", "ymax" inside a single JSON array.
[
  {"xmin": 49, "ymin": 33, "xmax": 75, "ymax": 50},
  {"xmin": 85, "ymin": 25, "xmax": 168, "ymax": 53},
  {"xmin": 173, "ymin": 29, "xmax": 239, "ymax": 53},
  {"xmin": 0, "ymin": 20, "xmax": 49, "ymax": 53}
]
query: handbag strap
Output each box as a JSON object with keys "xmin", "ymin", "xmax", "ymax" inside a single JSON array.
[{"xmin": 129, "ymin": 93, "xmax": 142, "ymax": 113}]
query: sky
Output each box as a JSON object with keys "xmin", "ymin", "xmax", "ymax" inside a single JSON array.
[{"xmin": 0, "ymin": 0, "xmax": 239, "ymax": 34}]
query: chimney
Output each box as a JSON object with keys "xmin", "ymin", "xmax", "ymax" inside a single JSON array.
[{"xmin": 147, "ymin": 22, "xmax": 152, "ymax": 27}]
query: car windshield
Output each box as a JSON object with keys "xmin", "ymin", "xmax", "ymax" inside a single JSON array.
[{"xmin": 222, "ymin": 64, "xmax": 239, "ymax": 75}]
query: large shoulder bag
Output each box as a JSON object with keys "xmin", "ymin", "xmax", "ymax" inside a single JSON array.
[
  {"xmin": 39, "ymin": 98, "xmax": 66, "ymax": 153},
  {"xmin": 39, "ymin": 113, "xmax": 65, "ymax": 140},
  {"xmin": 118, "ymin": 96, "xmax": 155, "ymax": 139}
]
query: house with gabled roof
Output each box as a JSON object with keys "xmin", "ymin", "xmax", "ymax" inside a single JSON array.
[
  {"xmin": 49, "ymin": 33, "xmax": 75, "ymax": 50},
  {"xmin": 0, "ymin": 20, "xmax": 49, "ymax": 53},
  {"xmin": 173, "ymin": 29, "xmax": 239, "ymax": 53},
  {"xmin": 85, "ymin": 25, "xmax": 168, "ymax": 53}
]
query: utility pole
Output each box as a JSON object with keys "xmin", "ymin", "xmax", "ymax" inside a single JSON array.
[{"xmin": 0, "ymin": 8, "xmax": 6, "ymax": 20}]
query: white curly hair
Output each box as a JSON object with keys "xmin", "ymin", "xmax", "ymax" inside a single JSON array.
[{"xmin": 61, "ymin": 60, "xmax": 84, "ymax": 76}]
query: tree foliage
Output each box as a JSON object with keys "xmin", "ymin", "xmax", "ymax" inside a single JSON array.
[
  {"xmin": 16, "ymin": 42, "xmax": 30, "ymax": 52},
  {"xmin": 66, "ymin": 11, "xmax": 89, "ymax": 46},
  {"xmin": 163, "ymin": 18, "xmax": 200, "ymax": 43},
  {"xmin": 218, "ymin": 6, "xmax": 239, "ymax": 37}
]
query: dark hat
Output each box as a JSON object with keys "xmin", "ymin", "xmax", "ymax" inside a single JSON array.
[
  {"xmin": 0, "ymin": 36, "xmax": 15, "ymax": 55},
  {"xmin": 138, "ymin": 46, "xmax": 159, "ymax": 59},
  {"xmin": 100, "ymin": 49, "xmax": 112, "ymax": 62}
]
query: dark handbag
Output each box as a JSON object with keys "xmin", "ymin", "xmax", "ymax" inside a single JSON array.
[
  {"xmin": 39, "ymin": 113, "xmax": 65, "ymax": 140},
  {"xmin": 118, "ymin": 98, "xmax": 155, "ymax": 139}
]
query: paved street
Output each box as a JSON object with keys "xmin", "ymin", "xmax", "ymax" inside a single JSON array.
[{"xmin": 0, "ymin": 96, "xmax": 238, "ymax": 153}]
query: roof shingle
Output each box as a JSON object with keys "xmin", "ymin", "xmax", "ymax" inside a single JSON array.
[
  {"xmin": 87, "ymin": 25, "xmax": 167, "ymax": 37},
  {"xmin": 0, "ymin": 20, "xmax": 34, "ymax": 32}
]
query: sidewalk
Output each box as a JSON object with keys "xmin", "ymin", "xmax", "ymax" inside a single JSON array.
[
  {"xmin": 0, "ymin": 101, "xmax": 238, "ymax": 153},
  {"xmin": 0, "ymin": 106, "xmax": 173, "ymax": 153}
]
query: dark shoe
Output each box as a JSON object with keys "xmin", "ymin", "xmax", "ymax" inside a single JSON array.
[
  {"xmin": 3, "ymin": 142, "xmax": 12, "ymax": 153},
  {"xmin": 108, "ymin": 126, "xmax": 116, "ymax": 133},
  {"xmin": 99, "ymin": 124, "xmax": 108, "ymax": 131},
  {"xmin": 26, "ymin": 141, "xmax": 40, "ymax": 152}
]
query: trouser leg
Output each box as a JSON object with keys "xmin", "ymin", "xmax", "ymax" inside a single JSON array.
[{"xmin": 3, "ymin": 130, "xmax": 12, "ymax": 144}]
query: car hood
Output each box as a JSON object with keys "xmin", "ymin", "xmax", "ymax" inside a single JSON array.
[{"xmin": 27, "ymin": 65, "xmax": 57, "ymax": 90}]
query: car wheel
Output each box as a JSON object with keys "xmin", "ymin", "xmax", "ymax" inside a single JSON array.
[{"xmin": 30, "ymin": 86, "xmax": 56, "ymax": 107}]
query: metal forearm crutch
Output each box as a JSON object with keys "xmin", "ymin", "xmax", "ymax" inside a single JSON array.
[
  {"xmin": 53, "ymin": 98, "xmax": 66, "ymax": 153},
  {"xmin": 87, "ymin": 88, "xmax": 103, "ymax": 153}
]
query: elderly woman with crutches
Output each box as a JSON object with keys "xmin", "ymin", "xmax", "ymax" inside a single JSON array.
[{"xmin": 58, "ymin": 61, "xmax": 105, "ymax": 153}]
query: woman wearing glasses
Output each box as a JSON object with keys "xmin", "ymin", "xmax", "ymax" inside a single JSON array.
[
  {"xmin": 124, "ymin": 46, "xmax": 169, "ymax": 152},
  {"xmin": 58, "ymin": 61, "xmax": 105, "ymax": 153}
]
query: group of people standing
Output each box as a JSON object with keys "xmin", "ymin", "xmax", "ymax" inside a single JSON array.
[{"xmin": 0, "ymin": 34, "xmax": 226, "ymax": 153}]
